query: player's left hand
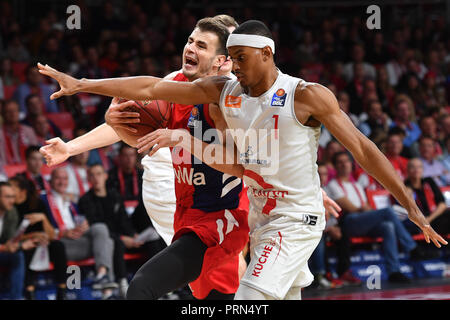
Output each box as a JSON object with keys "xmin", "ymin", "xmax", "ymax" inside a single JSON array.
[
  {"xmin": 408, "ymin": 206, "xmax": 448, "ymax": 248},
  {"xmin": 136, "ymin": 128, "xmax": 190, "ymax": 156},
  {"xmin": 321, "ymin": 188, "xmax": 341, "ymax": 220}
]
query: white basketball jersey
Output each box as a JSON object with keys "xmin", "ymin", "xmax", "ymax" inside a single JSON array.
[
  {"xmin": 219, "ymin": 71, "xmax": 325, "ymax": 220},
  {"xmin": 141, "ymin": 147, "xmax": 174, "ymax": 181}
]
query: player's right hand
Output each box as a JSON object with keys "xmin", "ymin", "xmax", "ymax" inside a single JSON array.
[
  {"xmin": 105, "ymin": 97, "xmax": 140, "ymax": 133},
  {"xmin": 40, "ymin": 137, "xmax": 70, "ymax": 166},
  {"xmin": 37, "ymin": 63, "xmax": 79, "ymax": 99}
]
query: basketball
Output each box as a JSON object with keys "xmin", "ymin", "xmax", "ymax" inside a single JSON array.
[{"xmin": 114, "ymin": 100, "xmax": 171, "ymax": 147}]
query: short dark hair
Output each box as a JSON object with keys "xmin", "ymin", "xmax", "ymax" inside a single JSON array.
[
  {"xmin": 195, "ymin": 17, "xmax": 230, "ymax": 55},
  {"xmin": 0, "ymin": 181, "xmax": 12, "ymax": 195},
  {"xmin": 332, "ymin": 151, "xmax": 351, "ymax": 167},
  {"xmin": 25, "ymin": 145, "xmax": 41, "ymax": 160},
  {"xmin": 232, "ymin": 20, "xmax": 273, "ymax": 40}
]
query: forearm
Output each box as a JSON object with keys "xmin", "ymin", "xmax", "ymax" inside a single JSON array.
[
  {"xmin": 335, "ymin": 197, "xmax": 360, "ymax": 213},
  {"xmin": 353, "ymin": 140, "xmax": 416, "ymax": 210},
  {"xmin": 177, "ymin": 131, "xmax": 244, "ymax": 178},
  {"xmin": 77, "ymin": 76, "xmax": 160, "ymax": 101},
  {"xmin": 67, "ymin": 123, "xmax": 120, "ymax": 156}
]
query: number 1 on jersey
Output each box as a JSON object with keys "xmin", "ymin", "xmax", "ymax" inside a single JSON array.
[{"xmin": 273, "ymin": 114, "xmax": 279, "ymax": 139}]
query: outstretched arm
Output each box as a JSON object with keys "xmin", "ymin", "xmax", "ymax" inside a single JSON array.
[
  {"xmin": 37, "ymin": 63, "xmax": 225, "ymax": 105},
  {"xmin": 298, "ymin": 84, "xmax": 447, "ymax": 248},
  {"xmin": 135, "ymin": 104, "xmax": 245, "ymax": 178}
]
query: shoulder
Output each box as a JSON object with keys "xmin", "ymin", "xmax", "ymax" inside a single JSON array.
[{"xmin": 294, "ymin": 82, "xmax": 339, "ymax": 115}]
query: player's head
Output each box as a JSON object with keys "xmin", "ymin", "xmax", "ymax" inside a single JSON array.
[
  {"xmin": 213, "ymin": 14, "xmax": 239, "ymax": 33},
  {"xmin": 182, "ymin": 17, "xmax": 230, "ymax": 81},
  {"xmin": 226, "ymin": 20, "xmax": 275, "ymax": 87}
]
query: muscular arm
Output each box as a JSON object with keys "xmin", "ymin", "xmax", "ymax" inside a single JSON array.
[
  {"xmin": 295, "ymin": 84, "xmax": 447, "ymax": 247},
  {"xmin": 37, "ymin": 63, "xmax": 224, "ymax": 105},
  {"xmin": 137, "ymin": 103, "xmax": 244, "ymax": 178}
]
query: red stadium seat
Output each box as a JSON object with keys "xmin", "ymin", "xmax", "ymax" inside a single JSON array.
[
  {"xmin": 45, "ymin": 112, "xmax": 75, "ymax": 140},
  {"xmin": 11, "ymin": 61, "xmax": 29, "ymax": 82},
  {"xmin": 3, "ymin": 164, "xmax": 26, "ymax": 178},
  {"xmin": 3, "ymin": 84, "xmax": 17, "ymax": 100}
]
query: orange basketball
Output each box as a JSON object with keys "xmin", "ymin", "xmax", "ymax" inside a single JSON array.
[{"xmin": 113, "ymin": 100, "xmax": 171, "ymax": 147}]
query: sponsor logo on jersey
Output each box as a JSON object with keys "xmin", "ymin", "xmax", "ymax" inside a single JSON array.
[
  {"xmin": 250, "ymin": 188, "xmax": 289, "ymax": 199},
  {"xmin": 173, "ymin": 166, "xmax": 206, "ymax": 186},
  {"xmin": 270, "ymin": 88, "xmax": 286, "ymax": 107},
  {"xmin": 240, "ymin": 146, "xmax": 270, "ymax": 165},
  {"xmin": 187, "ymin": 106, "xmax": 200, "ymax": 128},
  {"xmin": 225, "ymin": 95, "xmax": 242, "ymax": 108}
]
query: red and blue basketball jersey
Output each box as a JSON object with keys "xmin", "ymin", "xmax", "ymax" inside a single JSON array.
[{"xmin": 168, "ymin": 73, "xmax": 243, "ymax": 212}]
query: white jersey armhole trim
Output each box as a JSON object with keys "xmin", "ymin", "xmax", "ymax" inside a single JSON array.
[
  {"xmin": 290, "ymin": 80, "xmax": 321, "ymax": 131},
  {"xmin": 218, "ymin": 79, "xmax": 234, "ymax": 112}
]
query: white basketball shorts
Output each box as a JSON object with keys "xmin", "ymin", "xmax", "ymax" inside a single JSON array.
[
  {"xmin": 240, "ymin": 213, "xmax": 323, "ymax": 299},
  {"xmin": 142, "ymin": 178, "xmax": 176, "ymax": 245}
]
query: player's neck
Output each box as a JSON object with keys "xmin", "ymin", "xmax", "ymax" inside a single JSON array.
[{"xmin": 248, "ymin": 65, "xmax": 278, "ymax": 97}]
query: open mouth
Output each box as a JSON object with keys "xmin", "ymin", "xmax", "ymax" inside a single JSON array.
[{"xmin": 184, "ymin": 56, "xmax": 198, "ymax": 67}]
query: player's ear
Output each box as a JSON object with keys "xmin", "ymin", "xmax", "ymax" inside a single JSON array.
[
  {"xmin": 215, "ymin": 54, "xmax": 227, "ymax": 68},
  {"xmin": 261, "ymin": 47, "xmax": 272, "ymax": 61}
]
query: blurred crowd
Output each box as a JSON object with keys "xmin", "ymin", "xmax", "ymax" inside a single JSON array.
[{"xmin": 0, "ymin": 0, "xmax": 449, "ymax": 298}]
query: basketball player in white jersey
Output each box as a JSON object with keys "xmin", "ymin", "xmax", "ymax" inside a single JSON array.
[{"xmin": 39, "ymin": 18, "xmax": 426, "ymax": 301}]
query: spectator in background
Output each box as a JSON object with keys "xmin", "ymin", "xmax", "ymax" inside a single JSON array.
[
  {"xmin": 342, "ymin": 43, "xmax": 377, "ymax": 82},
  {"xmin": 327, "ymin": 152, "xmax": 423, "ymax": 283},
  {"xmin": 320, "ymin": 140, "xmax": 344, "ymax": 184},
  {"xmin": 376, "ymin": 66, "xmax": 396, "ymax": 110},
  {"xmin": 442, "ymin": 136, "xmax": 450, "ymax": 176},
  {"xmin": 99, "ymin": 40, "xmax": 120, "ymax": 76},
  {"xmin": 345, "ymin": 62, "xmax": 366, "ymax": 116},
  {"xmin": 13, "ymin": 65, "xmax": 59, "ymax": 116},
  {"xmin": 78, "ymin": 164, "xmax": 164, "ymax": 299},
  {"xmin": 6, "ymin": 33, "xmax": 31, "ymax": 62},
  {"xmin": 0, "ymin": 100, "xmax": 38, "ymax": 165},
  {"xmin": 107, "ymin": 143, "xmax": 143, "ymax": 202},
  {"xmin": 22, "ymin": 94, "xmax": 62, "ymax": 138},
  {"xmin": 75, "ymin": 46, "xmax": 108, "ymax": 79},
  {"xmin": 358, "ymin": 100, "xmax": 391, "ymax": 139},
  {"xmin": 0, "ymin": 57, "xmax": 20, "ymax": 87},
  {"xmin": 17, "ymin": 146, "xmax": 49, "ymax": 195},
  {"xmin": 337, "ymin": 91, "xmax": 359, "ymax": 126},
  {"xmin": 30, "ymin": 114, "xmax": 54, "ymax": 146},
  {"xmin": 41, "ymin": 167, "xmax": 117, "ymax": 299},
  {"xmin": 309, "ymin": 163, "xmax": 345, "ymax": 290},
  {"xmin": 65, "ymin": 151, "xmax": 90, "ymax": 203},
  {"xmin": 390, "ymin": 98, "xmax": 422, "ymax": 149},
  {"xmin": 404, "ymin": 158, "xmax": 450, "ymax": 236},
  {"xmin": 384, "ymin": 132, "xmax": 409, "ymax": 181},
  {"xmin": 0, "ymin": 181, "xmax": 30, "ymax": 300},
  {"xmin": 9, "ymin": 175, "xmax": 68, "ymax": 300},
  {"xmin": 418, "ymin": 136, "xmax": 450, "ymax": 187},
  {"xmin": 415, "ymin": 116, "xmax": 443, "ymax": 157}
]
